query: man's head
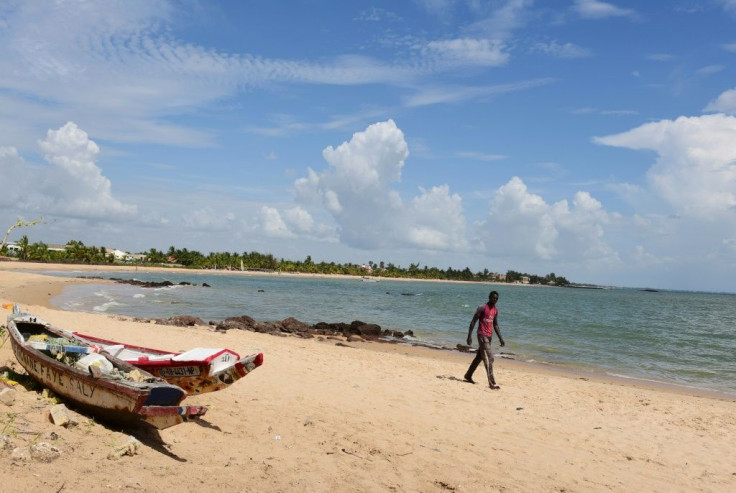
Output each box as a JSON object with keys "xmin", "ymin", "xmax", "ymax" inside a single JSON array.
[{"xmin": 488, "ymin": 291, "xmax": 499, "ymax": 305}]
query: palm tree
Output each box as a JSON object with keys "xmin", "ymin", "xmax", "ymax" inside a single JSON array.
[
  {"xmin": 18, "ymin": 235, "xmax": 29, "ymax": 260},
  {"xmin": 27, "ymin": 242, "xmax": 50, "ymax": 262}
]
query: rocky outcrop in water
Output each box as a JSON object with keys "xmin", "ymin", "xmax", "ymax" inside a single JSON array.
[
  {"xmin": 146, "ymin": 314, "xmax": 415, "ymax": 343},
  {"xmin": 109, "ymin": 278, "xmax": 207, "ymax": 288},
  {"xmin": 76, "ymin": 276, "xmax": 210, "ymax": 288}
]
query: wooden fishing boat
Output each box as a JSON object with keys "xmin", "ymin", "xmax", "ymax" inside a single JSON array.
[
  {"xmin": 70, "ymin": 332, "xmax": 264, "ymax": 395},
  {"xmin": 5, "ymin": 305, "xmax": 207, "ymax": 430}
]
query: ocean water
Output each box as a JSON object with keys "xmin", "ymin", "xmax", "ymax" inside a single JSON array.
[{"xmin": 43, "ymin": 269, "xmax": 736, "ymax": 396}]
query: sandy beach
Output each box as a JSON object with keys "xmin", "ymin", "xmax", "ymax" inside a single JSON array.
[{"xmin": 1, "ymin": 262, "xmax": 735, "ymax": 492}]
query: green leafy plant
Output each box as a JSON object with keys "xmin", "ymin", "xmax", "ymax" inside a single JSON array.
[
  {"xmin": 83, "ymin": 418, "xmax": 97, "ymax": 433},
  {"xmin": 1, "ymin": 412, "xmax": 17, "ymax": 437}
]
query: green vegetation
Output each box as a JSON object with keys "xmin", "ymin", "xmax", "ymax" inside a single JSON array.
[
  {"xmin": 0, "ymin": 325, "xmax": 6, "ymax": 356},
  {"xmin": 1, "ymin": 239, "xmax": 570, "ymax": 286},
  {"xmin": 1, "ymin": 412, "xmax": 17, "ymax": 437},
  {"xmin": 0, "ymin": 238, "xmax": 114, "ymax": 264}
]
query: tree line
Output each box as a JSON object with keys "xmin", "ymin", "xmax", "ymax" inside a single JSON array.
[{"xmin": 1, "ymin": 237, "xmax": 570, "ymax": 286}]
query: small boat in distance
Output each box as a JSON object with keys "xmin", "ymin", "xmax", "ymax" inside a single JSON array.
[
  {"xmin": 4, "ymin": 304, "xmax": 206, "ymax": 430},
  {"xmin": 71, "ymin": 332, "xmax": 264, "ymax": 395},
  {"xmin": 361, "ymin": 276, "xmax": 378, "ymax": 282}
]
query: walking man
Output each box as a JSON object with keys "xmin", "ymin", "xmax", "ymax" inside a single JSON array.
[{"xmin": 464, "ymin": 290, "xmax": 505, "ymax": 389}]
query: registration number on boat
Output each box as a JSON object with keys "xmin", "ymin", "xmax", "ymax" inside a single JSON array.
[{"xmin": 158, "ymin": 366, "xmax": 201, "ymax": 377}]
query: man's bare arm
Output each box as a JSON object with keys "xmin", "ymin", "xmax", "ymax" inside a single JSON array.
[
  {"xmin": 466, "ymin": 312, "xmax": 479, "ymax": 345},
  {"xmin": 494, "ymin": 316, "xmax": 505, "ymax": 346}
]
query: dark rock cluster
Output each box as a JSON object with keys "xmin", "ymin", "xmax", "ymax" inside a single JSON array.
[
  {"xmin": 108, "ymin": 278, "xmax": 206, "ymax": 288},
  {"xmin": 76, "ymin": 276, "xmax": 210, "ymax": 288},
  {"xmin": 153, "ymin": 315, "xmax": 205, "ymax": 327},
  {"xmin": 148, "ymin": 314, "xmax": 413, "ymax": 342}
]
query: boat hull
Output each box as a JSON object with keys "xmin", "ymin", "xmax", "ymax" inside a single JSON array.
[
  {"xmin": 6, "ymin": 311, "xmax": 206, "ymax": 430},
  {"xmin": 72, "ymin": 332, "xmax": 264, "ymax": 395}
]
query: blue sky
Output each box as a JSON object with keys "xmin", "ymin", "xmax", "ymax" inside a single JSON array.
[{"xmin": 1, "ymin": 0, "xmax": 736, "ymax": 292}]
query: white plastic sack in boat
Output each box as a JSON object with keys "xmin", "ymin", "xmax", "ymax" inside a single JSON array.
[{"xmin": 74, "ymin": 353, "xmax": 114, "ymax": 374}]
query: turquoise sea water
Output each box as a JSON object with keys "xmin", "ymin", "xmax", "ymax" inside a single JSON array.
[{"xmin": 44, "ymin": 270, "xmax": 736, "ymax": 396}]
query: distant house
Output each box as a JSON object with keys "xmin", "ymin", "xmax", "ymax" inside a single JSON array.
[
  {"xmin": 47, "ymin": 244, "xmax": 68, "ymax": 253},
  {"xmin": 4, "ymin": 242, "xmax": 138, "ymax": 262},
  {"xmin": 4, "ymin": 242, "xmax": 67, "ymax": 254},
  {"xmin": 107, "ymin": 248, "xmax": 132, "ymax": 261},
  {"xmin": 521, "ymin": 276, "xmax": 530, "ymax": 284}
]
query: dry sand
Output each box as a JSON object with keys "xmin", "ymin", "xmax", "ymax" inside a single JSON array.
[{"xmin": 0, "ymin": 262, "xmax": 735, "ymax": 492}]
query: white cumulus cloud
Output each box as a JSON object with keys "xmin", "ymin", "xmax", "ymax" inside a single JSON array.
[
  {"xmin": 594, "ymin": 114, "xmax": 736, "ymax": 217},
  {"xmin": 704, "ymin": 88, "xmax": 736, "ymax": 115},
  {"xmin": 294, "ymin": 120, "xmax": 468, "ymax": 251},
  {"xmin": 321, "ymin": 120, "xmax": 408, "ymax": 191},
  {"xmin": 282, "ymin": 207, "xmax": 315, "ymax": 232},
  {"xmin": 258, "ymin": 206, "xmax": 296, "ymax": 239},
  {"xmin": 476, "ymin": 177, "xmax": 619, "ymax": 263},
  {"xmin": 406, "ymin": 185, "xmax": 466, "ymax": 250},
  {"xmin": 254, "ymin": 205, "xmax": 335, "ymax": 240},
  {"xmin": 0, "ymin": 122, "xmax": 136, "ymax": 219}
]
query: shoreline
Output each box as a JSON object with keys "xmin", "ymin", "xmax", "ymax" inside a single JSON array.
[
  {"xmin": 2, "ymin": 262, "xmax": 735, "ymax": 491},
  {"xmin": 0, "ymin": 258, "xmax": 521, "ymax": 286},
  {"xmin": 2, "ymin": 260, "xmax": 733, "ymax": 402},
  {"xmin": 356, "ymin": 339, "xmax": 736, "ymax": 402}
]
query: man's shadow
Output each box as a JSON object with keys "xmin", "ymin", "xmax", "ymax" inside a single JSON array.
[{"xmin": 435, "ymin": 375, "xmax": 475, "ymax": 384}]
